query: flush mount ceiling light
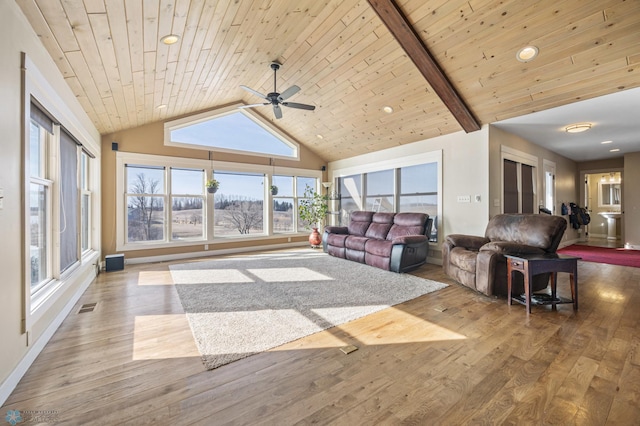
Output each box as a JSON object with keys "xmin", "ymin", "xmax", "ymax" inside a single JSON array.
[
  {"xmin": 516, "ymin": 45, "xmax": 539, "ymax": 62},
  {"xmin": 601, "ymin": 140, "xmax": 613, "ymax": 144},
  {"xmin": 565, "ymin": 123, "xmax": 592, "ymax": 133},
  {"xmin": 156, "ymin": 104, "xmax": 167, "ymax": 109},
  {"xmin": 610, "ymin": 148, "xmax": 620, "ymax": 152},
  {"xmin": 316, "ymin": 134, "xmax": 324, "ymax": 139},
  {"xmin": 160, "ymin": 34, "xmax": 180, "ymax": 45},
  {"xmin": 382, "ymin": 106, "xmax": 394, "ymax": 114}
]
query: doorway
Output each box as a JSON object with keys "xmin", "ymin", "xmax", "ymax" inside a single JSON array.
[{"xmin": 580, "ymin": 170, "xmax": 624, "ymax": 248}]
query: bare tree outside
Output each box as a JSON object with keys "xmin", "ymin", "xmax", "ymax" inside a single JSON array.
[
  {"xmin": 127, "ymin": 172, "xmax": 164, "ymax": 241},
  {"xmin": 215, "ymin": 194, "xmax": 263, "ymax": 235}
]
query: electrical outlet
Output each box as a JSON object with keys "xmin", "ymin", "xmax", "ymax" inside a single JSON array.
[
  {"xmin": 457, "ymin": 195, "xmax": 471, "ymax": 203},
  {"xmin": 204, "ymin": 244, "xmax": 209, "ymax": 250}
]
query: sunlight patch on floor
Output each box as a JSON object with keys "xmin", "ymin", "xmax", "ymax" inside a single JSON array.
[
  {"xmin": 248, "ymin": 267, "xmax": 333, "ymax": 282},
  {"xmin": 171, "ymin": 268, "xmax": 254, "ymax": 284},
  {"xmin": 137, "ymin": 270, "xmax": 174, "ymax": 286},
  {"xmin": 133, "ymin": 314, "xmax": 200, "ymax": 360}
]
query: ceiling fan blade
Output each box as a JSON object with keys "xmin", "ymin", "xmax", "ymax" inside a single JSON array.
[
  {"xmin": 278, "ymin": 85, "xmax": 301, "ymax": 102},
  {"xmin": 282, "ymin": 102, "xmax": 315, "ymax": 111},
  {"xmin": 238, "ymin": 103, "xmax": 269, "ymax": 109},
  {"xmin": 240, "ymin": 85, "xmax": 267, "ymax": 100},
  {"xmin": 273, "ymin": 104, "xmax": 283, "ymax": 119}
]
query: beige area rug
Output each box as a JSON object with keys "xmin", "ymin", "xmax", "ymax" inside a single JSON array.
[{"xmin": 169, "ymin": 249, "xmax": 447, "ymax": 370}]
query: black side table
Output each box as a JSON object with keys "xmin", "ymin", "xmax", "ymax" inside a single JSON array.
[{"xmin": 506, "ymin": 253, "xmax": 581, "ymax": 314}]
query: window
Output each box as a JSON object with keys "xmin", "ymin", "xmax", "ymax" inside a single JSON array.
[
  {"xmin": 272, "ymin": 175, "xmax": 294, "ymax": 233},
  {"xmin": 335, "ymin": 161, "xmax": 439, "ymax": 241},
  {"xmin": 366, "ymin": 170, "xmax": 394, "ymax": 212},
  {"xmin": 338, "ymin": 174, "xmax": 363, "ymax": 224},
  {"xmin": 165, "ymin": 108, "xmax": 299, "ymax": 159},
  {"xmin": 126, "ymin": 165, "xmax": 166, "ymax": 242},
  {"xmin": 29, "ymin": 106, "xmax": 53, "ymax": 294},
  {"xmin": 115, "ymin": 152, "xmax": 321, "ymax": 249},
  {"xmin": 213, "ymin": 171, "xmax": 265, "ymax": 236},
  {"xmin": 171, "ymin": 168, "xmax": 205, "ymax": 240},
  {"xmin": 80, "ymin": 151, "xmax": 91, "ymax": 253},
  {"xmin": 59, "ymin": 130, "xmax": 79, "ymax": 273}
]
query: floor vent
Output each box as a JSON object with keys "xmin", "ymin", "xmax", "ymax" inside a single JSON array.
[{"xmin": 78, "ymin": 303, "xmax": 97, "ymax": 314}]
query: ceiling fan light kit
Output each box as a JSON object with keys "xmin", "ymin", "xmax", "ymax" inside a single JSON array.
[{"xmin": 239, "ymin": 62, "xmax": 316, "ymax": 119}]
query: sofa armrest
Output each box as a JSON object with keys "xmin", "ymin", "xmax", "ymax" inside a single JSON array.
[
  {"xmin": 392, "ymin": 235, "xmax": 428, "ymax": 245},
  {"xmin": 324, "ymin": 226, "xmax": 348, "ymax": 235},
  {"xmin": 479, "ymin": 241, "xmax": 546, "ymax": 256},
  {"xmin": 444, "ymin": 234, "xmax": 489, "ymax": 250}
]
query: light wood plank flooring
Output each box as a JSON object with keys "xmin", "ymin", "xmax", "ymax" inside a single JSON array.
[{"xmin": 3, "ymin": 249, "xmax": 640, "ymax": 425}]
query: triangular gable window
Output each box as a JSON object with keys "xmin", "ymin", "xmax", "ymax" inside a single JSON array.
[{"xmin": 164, "ymin": 106, "xmax": 299, "ymax": 159}]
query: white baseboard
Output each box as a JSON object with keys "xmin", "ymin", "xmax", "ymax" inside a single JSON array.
[
  {"xmin": 124, "ymin": 241, "xmax": 309, "ymax": 265},
  {"xmin": 0, "ymin": 269, "xmax": 96, "ymax": 406},
  {"xmin": 624, "ymin": 243, "xmax": 640, "ymax": 250}
]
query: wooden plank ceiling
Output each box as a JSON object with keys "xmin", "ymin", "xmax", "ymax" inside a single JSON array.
[{"xmin": 17, "ymin": 0, "xmax": 640, "ymax": 162}]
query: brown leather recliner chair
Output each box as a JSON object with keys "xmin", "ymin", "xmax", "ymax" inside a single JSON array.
[{"xmin": 442, "ymin": 214, "xmax": 568, "ymax": 297}]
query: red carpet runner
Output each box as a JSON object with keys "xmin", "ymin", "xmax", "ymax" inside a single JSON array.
[{"xmin": 558, "ymin": 245, "xmax": 640, "ymax": 268}]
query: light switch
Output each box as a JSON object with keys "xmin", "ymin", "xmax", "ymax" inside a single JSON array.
[{"xmin": 0, "ymin": 187, "xmax": 3, "ymax": 210}]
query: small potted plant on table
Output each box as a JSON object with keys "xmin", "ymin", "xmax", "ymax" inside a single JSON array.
[{"xmin": 298, "ymin": 184, "xmax": 329, "ymax": 248}]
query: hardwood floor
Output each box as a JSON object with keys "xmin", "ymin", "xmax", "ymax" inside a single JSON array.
[{"xmin": 3, "ymin": 249, "xmax": 640, "ymax": 425}]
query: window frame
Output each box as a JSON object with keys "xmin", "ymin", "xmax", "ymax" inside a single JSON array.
[
  {"xmin": 331, "ymin": 150, "xmax": 442, "ymax": 241},
  {"xmin": 115, "ymin": 152, "xmax": 321, "ymax": 251},
  {"xmin": 22, "ymin": 53, "xmax": 101, "ymax": 333},
  {"xmin": 163, "ymin": 104, "xmax": 300, "ymax": 161}
]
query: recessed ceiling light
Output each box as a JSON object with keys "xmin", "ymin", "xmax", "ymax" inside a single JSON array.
[
  {"xmin": 565, "ymin": 123, "xmax": 592, "ymax": 133},
  {"xmin": 316, "ymin": 134, "xmax": 324, "ymax": 139},
  {"xmin": 160, "ymin": 34, "xmax": 180, "ymax": 45},
  {"xmin": 516, "ymin": 45, "xmax": 539, "ymax": 62},
  {"xmin": 382, "ymin": 106, "xmax": 394, "ymax": 114},
  {"xmin": 610, "ymin": 148, "xmax": 620, "ymax": 152},
  {"xmin": 601, "ymin": 140, "xmax": 613, "ymax": 144},
  {"xmin": 157, "ymin": 104, "xmax": 167, "ymax": 109}
]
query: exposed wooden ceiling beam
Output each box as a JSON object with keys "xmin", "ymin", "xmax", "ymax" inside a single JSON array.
[{"xmin": 367, "ymin": 0, "xmax": 481, "ymax": 133}]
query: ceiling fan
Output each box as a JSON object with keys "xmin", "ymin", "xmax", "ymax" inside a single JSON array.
[{"xmin": 239, "ymin": 62, "xmax": 316, "ymax": 119}]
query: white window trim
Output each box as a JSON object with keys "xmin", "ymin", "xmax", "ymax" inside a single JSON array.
[
  {"xmin": 163, "ymin": 103, "xmax": 300, "ymax": 161},
  {"xmin": 115, "ymin": 151, "xmax": 321, "ymax": 251},
  {"xmin": 330, "ymin": 150, "xmax": 442, "ymax": 231},
  {"xmin": 22, "ymin": 52, "xmax": 101, "ymax": 334}
]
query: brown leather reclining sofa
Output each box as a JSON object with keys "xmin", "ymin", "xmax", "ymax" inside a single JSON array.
[
  {"xmin": 322, "ymin": 211, "xmax": 433, "ymax": 273},
  {"xmin": 442, "ymin": 214, "xmax": 567, "ymax": 297}
]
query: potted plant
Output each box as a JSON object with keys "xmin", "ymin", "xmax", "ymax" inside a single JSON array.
[
  {"xmin": 298, "ymin": 184, "xmax": 329, "ymax": 247},
  {"xmin": 206, "ymin": 179, "xmax": 219, "ymax": 194},
  {"xmin": 270, "ymin": 185, "xmax": 278, "ymax": 196}
]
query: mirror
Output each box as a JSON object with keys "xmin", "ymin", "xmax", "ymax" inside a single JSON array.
[{"xmin": 599, "ymin": 182, "xmax": 621, "ymax": 207}]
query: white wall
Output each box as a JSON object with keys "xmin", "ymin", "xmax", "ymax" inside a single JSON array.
[
  {"xmin": 0, "ymin": 2, "xmax": 101, "ymax": 404},
  {"xmin": 328, "ymin": 126, "xmax": 490, "ymax": 261}
]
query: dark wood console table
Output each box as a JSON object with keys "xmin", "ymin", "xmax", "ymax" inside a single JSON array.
[{"xmin": 506, "ymin": 253, "xmax": 581, "ymax": 314}]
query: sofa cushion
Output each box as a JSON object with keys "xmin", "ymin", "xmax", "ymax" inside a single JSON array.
[
  {"xmin": 365, "ymin": 212, "xmax": 395, "ymax": 239},
  {"xmin": 345, "ymin": 235, "xmax": 369, "ymax": 251},
  {"xmin": 327, "ymin": 233, "xmax": 349, "ymax": 248},
  {"xmin": 365, "ymin": 239, "xmax": 393, "ymax": 257},
  {"xmin": 347, "ymin": 211, "xmax": 374, "ymax": 236},
  {"xmin": 387, "ymin": 213, "xmax": 427, "ymax": 240},
  {"xmin": 448, "ymin": 247, "xmax": 478, "ymax": 273}
]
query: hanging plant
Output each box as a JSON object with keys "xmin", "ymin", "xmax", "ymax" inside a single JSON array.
[
  {"xmin": 206, "ymin": 179, "xmax": 219, "ymax": 194},
  {"xmin": 270, "ymin": 185, "xmax": 278, "ymax": 195}
]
